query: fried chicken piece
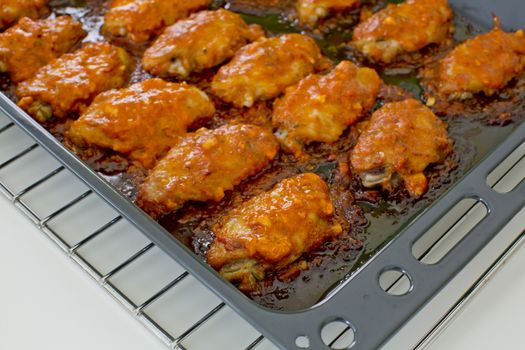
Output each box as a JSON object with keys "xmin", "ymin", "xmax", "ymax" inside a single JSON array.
[
  {"xmin": 0, "ymin": 16, "xmax": 86, "ymax": 83},
  {"xmin": 211, "ymin": 33, "xmax": 328, "ymax": 108},
  {"xmin": 296, "ymin": 0, "xmax": 360, "ymax": 26},
  {"xmin": 143, "ymin": 9, "xmax": 264, "ymax": 78},
  {"xmin": 68, "ymin": 79, "xmax": 215, "ymax": 168},
  {"xmin": 137, "ymin": 124, "xmax": 279, "ymax": 218},
  {"xmin": 102, "ymin": 0, "xmax": 211, "ymax": 43},
  {"xmin": 431, "ymin": 20, "xmax": 525, "ymax": 100},
  {"xmin": 273, "ymin": 61, "xmax": 380, "ymax": 156},
  {"xmin": 17, "ymin": 42, "xmax": 132, "ymax": 122},
  {"xmin": 350, "ymin": 99, "xmax": 452, "ymax": 197},
  {"xmin": 0, "ymin": 0, "xmax": 49, "ymax": 31},
  {"xmin": 352, "ymin": 0, "xmax": 453, "ymax": 63},
  {"xmin": 207, "ymin": 173, "xmax": 342, "ymax": 292}
]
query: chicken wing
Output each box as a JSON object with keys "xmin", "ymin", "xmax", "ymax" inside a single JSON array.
[
  {"xmin": 431, "ymin": 21, "xmax": 525, "ymax": 100},
  {"xmin": 211, "ymin": 33, "xmax": 328, "ymax": 108},
  {"xmin": 296, "ymin": 0, "xmax": 360, "ymax": 26},
  {"xmin": 273, "ymin": 60, "xmax": 380, "ymax": 156},
  {"xmin": 143, "ymin": 9, "xmax": 264, "ymax": 78},
  {"xmin": 102, "ymin": 0, "xmax": 211, "ymax": 43},
  {"xmin": 68, "ymin": 79, "xmax": 215, "ymax": 168},
  {"xmin": 207, "ymin": 173, "xmax": 342, "ymax": 292},
  {"xmin": 352, "ymin": 0, "xmax": 453, "ymax": 63},
  {"xmin": 17, "ymin": 42, "xmax": 132, "ymax": 122},
  {"xmin": 0, "ymin": 16, "xmax": 86, "ymax": 83},
  {"xmin": 0, "ymin": 0, "xmax": 49, "ymax": 31},
  {"xmin": 350, "ymin": 99, "xmax": 452, "ymax": 197},
  {"xmin": 137, "ymin": 124, "xmax": 279, "ymax": 218}
]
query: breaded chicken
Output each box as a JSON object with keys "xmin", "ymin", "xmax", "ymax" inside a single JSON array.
[
  {"xmin": 68, "ymin": 79, "xmax": 215, "ymax": 168},
  {"xmin": 102, "ymin": 0, "xmax": 211, "ymax": 43},
  {"xmin": 350, "ymin": 99, "xmax": 452, "ymax": 197},
  {"xmin": 207, "ymin": 173, "xmax": 342, "ymax": 292},
  {"xmin": 211, "ymin": 33, "xmax": 328, "ymax": 108},
  {"xmin": 431, "ymin": 20, "xmax": 525, "ymax": 100},
  {"xmin": 0, "ymin": 0, "xmax": 49, "ymax": 31},
  {"xmin": 296, "ymin": 0, "xmax": 360, "ymax": 26},
  {"xmin": 0, "ymin": 16, "xmax": 86, "ymax": 83},
  {"xmin": 137, "ymin": 124, "xmax": 279, "ymax": 218},
  {"xmin": 17, "ymin": 42, "xmax": 132, "ymax": 122},
  {"xmin": 352, "ymin": 0, "xmax": 453, "ymax": 63},
  {"xmin": 273, "ymin": 60, "xmax": 380, "ymax": 156},
  {"xmin": 143, "ymin": 9, "xmax": 264, "ymax": 78}
]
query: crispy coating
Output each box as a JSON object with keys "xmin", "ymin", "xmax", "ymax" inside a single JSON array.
[
  {"xmin": 207, "ymin": 173, "xmax": 342, "ymax": 292},
  {"xmin": 296, "ymin": 0, "xmax": 360, "ymax": 26},
  {"xmin": 352, "ymin": 0, "xmax": 453, "ymax": 63},
  {"xmin": 17, "ymin": 42, "xmax": 132, "ymax": 122},
  {"xmin": 137, "ymin": 124, "xmax": 279, "ymax": 218},
  {"xmin": 103, "ymin": 0, "xmax": 211, "ymax": 43},
  {"xmin": 433, "ymin": 23, "xmax": 525, "ymax": 100},
  {"xmin": 211, "ymin": 34, "xmax": 328, "ymax": 108},
  {"xmin": 0, "ymin": 0, "xmax": 49, "ymax": 31},
  {"xmin": 68, "ymin": 79, "xmax": 215, "ymax": 168},
  {"xmin": 273, "ymin": 61, "xmax": 380, "ymax": 156},
  {"xmin": 0, "ymin": 16, "xmax": 86, "ymax": 83},
  {"xmin": 143, "ymin": 9, "xmax": 264, "ymax": 78},
  {"xmin": 350, "ymin": 99, "xmax": 452, "ymax": 197}
]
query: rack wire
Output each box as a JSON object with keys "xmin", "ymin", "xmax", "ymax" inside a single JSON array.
[
  {"xmin": 1, "ymin": 108, "xmax": 524, "ymax": 350},
  {"xmin": 0, "ymin": 113, "xmax": 275, "ymax": 350}
]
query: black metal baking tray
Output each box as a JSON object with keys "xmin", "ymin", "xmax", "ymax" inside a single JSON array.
[{"xmin": 1, "ymin": 0, "xmax": 525, "ymax": 348}]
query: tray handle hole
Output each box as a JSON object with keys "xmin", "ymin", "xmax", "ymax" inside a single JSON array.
[
  {"xmin": 378, "ymin": 267, "xmax": 413, "ymax": 296},
  {"xmin": 486, "ymin": 141, "xmax": 525, "ymax": 193},
  {"xmin": 321, "ymin": 319, "xmax": 356, "ymax": 349},
  {"xmin": 295, "ymin": 335, "xmax": 310, "ymax": 348},
  {"xmin": 412, "ymin": 198, "xmax": 488, "ymax": 264}
]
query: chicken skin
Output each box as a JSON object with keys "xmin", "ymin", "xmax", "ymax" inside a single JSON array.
[
  {"xmin": 296, "ymin": 0, "xmax": 360, "ymax": 26},
  {"xmin": 352, "ymin": 0, "xmax": 453, "ymax": 63},
  {"xmin": 350, "ymin": 99, "xmax": 452, "ymax": 197},
  {"xmin": 211, "ymin": 34, "xmax": 328, "ymax": 108},
  {"xmin": 143, "ymin": 9, "xmax": 264, "ymax": 78},
  {"xmin": 17, "ymin": 42, "xmax": 132, "ymax": 122},
  {"xmin": 0, "ymin": 16, "xmax": 86, "ymax": 83},
  {"xmin": 68, "ymin": 79, "xmax": 215, "ymax": 168},
  {"xmin": 103, "ymin": 0, "xmax": 211, "ymax": 43},
  {"xmin": 273, "ymin": 61, "xmax": 380, "ymax": 157},
  {"xmin": 207, "ymin": 173, "xmax": 342, "ymax": 292},
  {"xmin": 431, "ymin": 21, "xmax": 525, "ymax": 100},
  {"xmin": 0, "ymin": 0, "xmax": 49, "ymax": 31},
  {"xmin": 137, "ymin": 124, "xmax": 279, "ymax": 218}
]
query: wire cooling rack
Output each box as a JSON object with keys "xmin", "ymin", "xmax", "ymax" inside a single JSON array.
[{"xmin": 0, "ymin": 107, "xmax": 524, "ymax": 350}]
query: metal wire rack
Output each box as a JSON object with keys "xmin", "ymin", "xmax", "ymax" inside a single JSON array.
[
  {"xmin": 0, "ymin": 112, "xmax": 276, "ymax": 350},
  {"xmin": 1, "ymin": 107, "xmax": 524, "ymax": 350}
]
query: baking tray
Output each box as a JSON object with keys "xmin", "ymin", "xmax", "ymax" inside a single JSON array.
[{"xmin": 1, "ymin": 0, "xmax": 525, "ymax": 349}]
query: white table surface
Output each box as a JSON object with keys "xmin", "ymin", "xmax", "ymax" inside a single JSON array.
[{"xmin": 1, "ymin": 193, "xmax": 524, "ymax": 350}]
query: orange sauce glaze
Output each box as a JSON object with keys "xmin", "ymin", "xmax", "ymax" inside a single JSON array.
[
  {"xmin": 296, "ymin": 0, "xmax": 361, "ymax": 26},
  {"xmin": 273, "ymin": 60, "xmax": 380, "ymax": 157},
  {"xmin": 142, "ymin": 9, "xmax": 264, "ymax": 78},
  {"xmin": 17, "ymin": 42, "xmax": 132, "ymax": 121},
  {"xmin": 68, "ymin": 78, "xmax": 216, "ymax": 168},
  {"xmin": 0, "ymin": 16, "xmax": 86, "ymax": 82},
  {"xmin": 352, "ymin": 0, "xmax": 453, "ymax": 63},
  {"xmin": 0, "ymin": 0, "xmax": 49, "ymax": 31},
  {"xmin": 102, "ymin": 0, "xmax": 212, "ymax": 44},
  {"xmin": 351, "ymin": 98, "xmax": 453, "ymax": 197},
  {"xmin": 136, "ymin": 124, "xmax": 279, "ymax": 219}
]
